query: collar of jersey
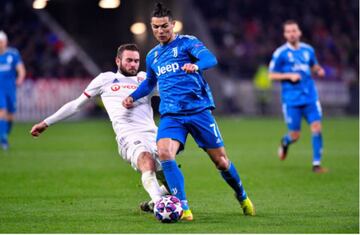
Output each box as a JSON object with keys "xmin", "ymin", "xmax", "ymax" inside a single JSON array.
[
  {"xmin": 286, "ymin": 42, "xmax": 302, "ymax": 51},
  {"xmin": 116, "ymin": 71, "xmax": 126, "ymax": 78},
  {"xmin": 0, "ymin": 48, "xmax": 9, "ymax": 56},
  {"xmin": 159, "ymin": 34, "xmax": 179, "ymax": 48}
]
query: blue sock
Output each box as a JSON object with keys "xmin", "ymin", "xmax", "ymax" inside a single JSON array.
[
  {"xmin": 161, "ymin": 160, "xmax": 189, "ymax": 210},
  {"xmin": 312, "ymin": 132, "xmax": 323, "ymax": 166},
  {"xmin": 0, "ymin": 119, "xmax": 7, "ymax": 142},
  {"xmin": 282, "ymin": 134, "xmax": 294, "ymax": 146},
  {"xmin": 6, "ymin": 121, "xmax": 13, "ymax": 135},
  {"xmin": 221, "ymin": 162, "xmax": 247, "ymax": 201}
]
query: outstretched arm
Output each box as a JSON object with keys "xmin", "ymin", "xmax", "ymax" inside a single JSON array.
[
  {"xmin": 122, "ymin": 78, "xmax": 157, "ymax": 109},
  {"xmin": 30, "ymin": 94, "xmax": 89, "ymax": 137},
  {"xmin": 16, "ymin": 63, "xmax": 26, "ymax": 86},
  {"xmin": 195, "ymin": 49, "xmax": 218, "ymax": 71},
  {"xmin": 130, "ymin": 77, "xmax": 157, "ymax": 101},
  {"xmin": 182, "ymin": 41, "xmax": 218, "ymax": 73},
  {"xmin": 123, "ymin": 57, "xmax": 157, "ymax": 109}
]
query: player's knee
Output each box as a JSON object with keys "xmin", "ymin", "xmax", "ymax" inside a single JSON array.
[
  {"xmin": 311, "ymin": 122, "xmax": 322, "ymax": 134},
  {"xmin": 6, "ymin": 114, "xmax": 14, "ymax": 121},
  {"xmin": 0, "ymin": 109, "xmax": 6, "ymax": 119},
  {"xmin": 212, "ymin": 155, "xmax": 229, "ymax": 171},
  {"xmin": 137, "ymin": 152, "xmax": 156, "ymax": 172},
  {"xmin": 158, "ymin": 147, "xmax": 174, "ymax": 160},
  {"xmin": 290, "ymin": 132, "xmax": 301, "ymax": 141}
]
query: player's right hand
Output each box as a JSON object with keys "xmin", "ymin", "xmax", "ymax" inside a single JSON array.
[
  {"xmin": 289, "ymin": 73, "xmax": 301, "ymax": 82},
  {"xmin": 122, "ymin": 96, "xmax": 134, "ymax": 109},
  {"xmin": 30, "ymin": 121, "xmax": 48, "ymax": 137}
]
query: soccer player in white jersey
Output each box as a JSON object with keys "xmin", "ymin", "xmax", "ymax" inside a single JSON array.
[{"xmin": 30, "ymin": 44, "xmax": 168, "ymax": 211}]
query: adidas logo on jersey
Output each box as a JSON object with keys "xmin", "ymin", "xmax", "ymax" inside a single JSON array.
[{"xmin": 155, "ymin": 62, "xmax": 180, "ymax": 76}]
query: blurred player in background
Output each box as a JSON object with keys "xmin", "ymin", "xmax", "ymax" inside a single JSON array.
[
  {"xmin": 268, "ymin": 20, "xmax": 328, "ymax": 173},
  {"xmin": 0, "ymin": 30, "xmax": 26, "ymax": 150},
  {"xmin": 123, "ymin": 3, "xmax": 255, "ymax": 220},
  {"xmin": 30, "ymin": 44, "xmax": 169, "ymax": 210}
]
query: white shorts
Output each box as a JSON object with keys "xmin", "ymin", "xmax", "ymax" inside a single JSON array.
[{"xmin": 116, "ymin": 131, "xmax": 161, "ymax": 172}]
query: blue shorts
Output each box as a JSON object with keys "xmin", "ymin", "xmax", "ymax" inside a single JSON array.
[
  {"xmin": 282, "ymin": 101, "xmax": 322, "ymax": 131},
  {"xmin": 0, "ymin": 88, "xmax": 16, "ymax": 113},
  {"xmin": 157, "ymin": 109, "xmax": 224, "ymax": 151}
]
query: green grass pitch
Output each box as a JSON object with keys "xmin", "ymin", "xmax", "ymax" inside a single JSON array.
[{"xmin": 0, "ymin": 117, "xmax": 358, "ymax": 233}]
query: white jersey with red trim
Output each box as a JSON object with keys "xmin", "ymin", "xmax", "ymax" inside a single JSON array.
[{"xmin": 84, "ymin": 71, "xmax": 157, "ymax": 139}]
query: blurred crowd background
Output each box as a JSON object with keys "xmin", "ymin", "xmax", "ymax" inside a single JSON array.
[
  {"xmin": 0, "ymin": 0, "xmax": 358, "ymax": 120},
  {"xmin": 196, "ymin": 0, "xmax": 358, "ymax": 81},
  {"xmin": 0, "ymin": 0, "xmax": 91, "ymax": 78}
]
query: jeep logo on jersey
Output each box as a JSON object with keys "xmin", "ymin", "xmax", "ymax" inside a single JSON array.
[
  {"xmin": 111, "ymin": 84, "xmax": 120, "ymax": 91},
  {"xmin": 155, "ymin": 62, "xmax": 180, "ymax": 76}
]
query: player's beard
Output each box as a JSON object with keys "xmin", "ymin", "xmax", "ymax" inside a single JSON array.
[{"xmin": 119, "ymin": 64, "xmax": 137, "ymax": 76}]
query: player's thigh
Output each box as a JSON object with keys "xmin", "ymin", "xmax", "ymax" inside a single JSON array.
[
  {"xmin": 282, "ymin": 104, "xmax": 302, "ymax": 131},
  {"xmin": 156, "ymin": 115, "xmax": 188, "ymax": 154},
  {"xmin": 187, "ymin": 109, "xmax": 224, "ymax": 149},
  {"xmin": 304, "ymin": 101, "xmax": 322, "ymax": 129},
  {"xmin": 157, "ymin": 138, "xmax": 182, "ymax": 160},
  {"xmin": 117, "ymin": 133, "xmax": 158, "ymax": 172}
]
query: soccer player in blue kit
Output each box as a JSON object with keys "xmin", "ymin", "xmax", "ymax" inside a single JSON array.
[
  {"xmin": 0, "ymin": 31, "xmax": 26, "ymax": 150},
  {"xmin": 123, "ymin": 3, "xmax": 255, "ymax": 220},
  {"xmin": 268, "ymin": 20, "xmax": 328, "ymax": 173}
]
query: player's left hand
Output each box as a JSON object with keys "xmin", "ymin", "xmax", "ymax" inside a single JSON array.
[
  {"xmin": 16, "ymin": 79, "xmax": 24, "ymax": 86},
  {"xmin": 30, "ymin": 121, "xmax": 48, "ymax": 137},
  {"xmin": 315, "ymin": 68, "xmax": 325, "ymax": 78},
  {"xmin": 122, "ymin": 96, "xmax": 134, "ymax": 109},
  {"xmin": 181, "ymin": 63, "xmax": 199, "ymax": 73}
]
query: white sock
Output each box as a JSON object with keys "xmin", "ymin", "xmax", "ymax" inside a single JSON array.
[
  {"xmin": 141, "ymin": 171, "xmax": 163, "ymax": 202},
  {"xmin": 160, "ymin": 185, "xmax": 169, "ymax": 195}
]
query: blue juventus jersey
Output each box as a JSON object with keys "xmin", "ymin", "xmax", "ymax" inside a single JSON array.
[
  {"xmin": 0, "ymin": 47, "xmax": 22, "ymax": 88},
  {"xmin": 145, "ymin": 34, "xmax": 216, "ymax": 115},
  {"xmin": 269, "ymin": 42, "xmax": 319, "ymax": 106}
]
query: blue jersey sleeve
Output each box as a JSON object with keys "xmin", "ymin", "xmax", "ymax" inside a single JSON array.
[
  {"xmin": 185, "ymin": 36, "xmax": 217, "ymax": 70},
  {"xmin": 130, "ymin": 55, "xmax": 157, "ymax": 101},
  {"xmin": 309, "ymin": 47, "xmax": 319, "ymax": 67},
  {"xmin": 12, "ymin": 49, "xmax": 23, "ymax": 67},
  {"xmin": 269, "ymin": 50, "xmax": 283, "ymax": 73}
]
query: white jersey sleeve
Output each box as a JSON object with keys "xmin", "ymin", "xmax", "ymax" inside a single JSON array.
[
  {"xmin": 84, "ymin": 73, "xmax": 105, "ymax": 98},
  {"xmin": 43, "ymin": 74, "xmax": 105, "ymax": 126},
  {"xmin": 44, "ymin": 94, "xmax": 89, "ymax": 126}
]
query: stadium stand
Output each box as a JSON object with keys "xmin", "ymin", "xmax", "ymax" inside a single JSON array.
[
  {"xmin": 0, "ymin": 0, "xmax": 92, "ymax": 79},
  {"xmin": 194, "ymin": 0, "xmax": 358, "ymax": 82}
]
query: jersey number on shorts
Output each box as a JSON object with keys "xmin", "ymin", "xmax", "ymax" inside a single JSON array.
[{"xmin": 210, "ymin": 123, "xmax": 222, "ymax": 140}]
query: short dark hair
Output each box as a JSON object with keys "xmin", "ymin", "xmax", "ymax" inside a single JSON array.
[
  {"xmin": 152, "ymin": 2, "xmax": 173, "ymax": 20},
  {"xmin": 283, "ymin": 20, "xmax": 299, "ymax": 29},
  {"xmin": 117, "ymin": 44, "xmax": 139, "ymax": 58}
]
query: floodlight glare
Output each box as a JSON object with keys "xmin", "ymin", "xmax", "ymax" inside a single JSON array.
[
  {"xmin": 99, "ymin": 0, "xmax": 120, "ymax": 9},
  {"xmin": 174, "ymin": 20, "xmax": 183, "ymax": 33},
  {"xmin": 130, "ymin": 22, "xmax": 147, "ymax": 35}
]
